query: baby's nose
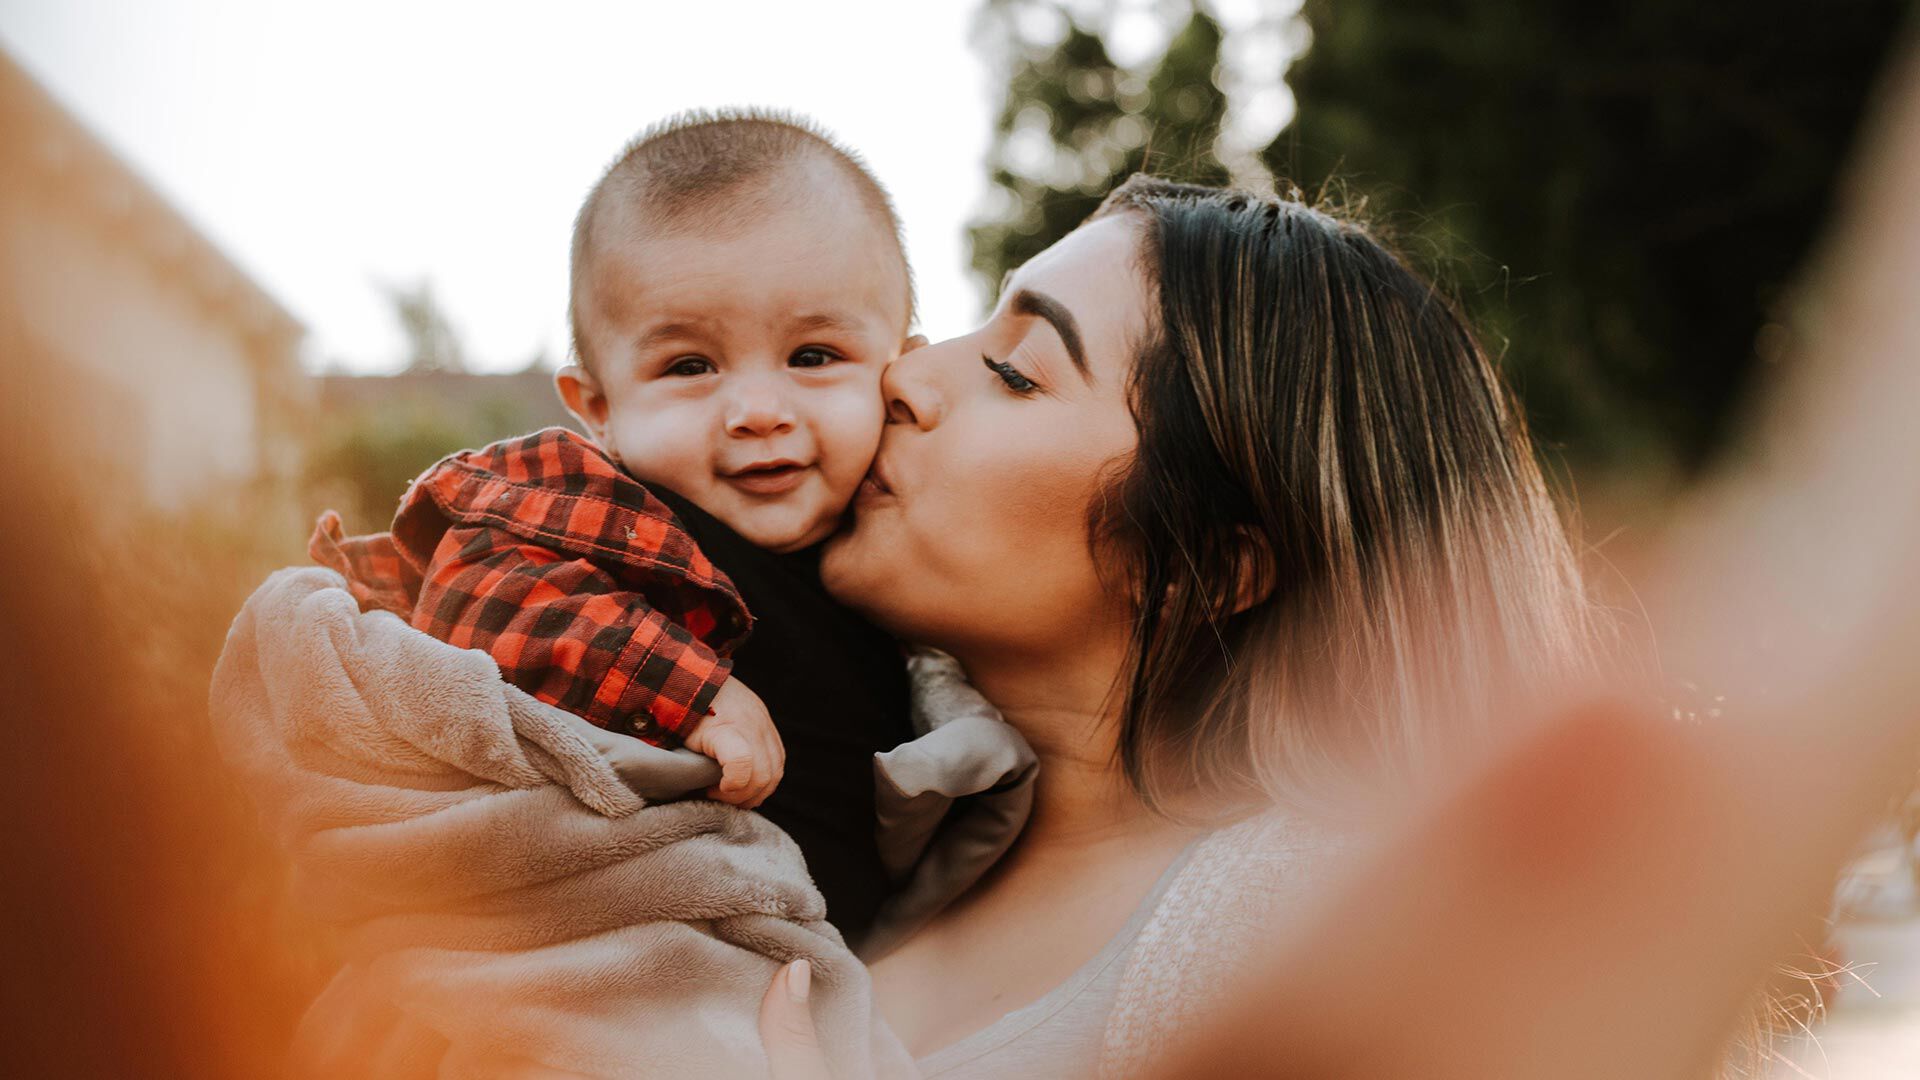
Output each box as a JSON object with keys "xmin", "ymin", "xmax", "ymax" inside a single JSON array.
[{"xmin": 725, "ymin": 378, "xmax": 797, "ymax": 437}]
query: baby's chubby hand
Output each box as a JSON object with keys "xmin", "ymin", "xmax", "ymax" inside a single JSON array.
[{"xmin": 681, "ymin": 677, "xmax": 785, "ymax": 809}]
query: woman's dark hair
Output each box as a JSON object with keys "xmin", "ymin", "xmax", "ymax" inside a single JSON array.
[{"xmin": 1091, "ymin": 175, "xmax": 1594, "ymax": 807}]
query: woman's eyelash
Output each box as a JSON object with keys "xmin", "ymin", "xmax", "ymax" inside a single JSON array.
[{"xmin": 983, "ymin": 354, "xmax": 1040, "ymax": 395}]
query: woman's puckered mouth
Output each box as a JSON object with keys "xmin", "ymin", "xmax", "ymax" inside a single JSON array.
[{"xmin": 856, "ymin": 462, "xmax": 894, "ymax": 500}]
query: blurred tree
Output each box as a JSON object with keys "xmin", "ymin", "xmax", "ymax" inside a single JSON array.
[
  {"xmin": 304, "ymin": 371, "xmax": 577, "ymax": 524},
  {"xmin": 382, "ymin": 278, "xmax": 468, "ymax": 374},
  {"xmin": 306, "ymin": 282, "xmax": 575, "ymax": 525},
  {"xmin": 970, "ymin": 0, "xmax": 1911, "ymax": 474},
  {"xmin": 304, "ymin": 399, "xmax": 474, "ymax": 520},
  {"xmin": 969, "ymin": 1, "xmax": 1231, "ymax": 304},
  {"xmin": 1268, "ymin": 1, "xmax": 1914, "ymax": 473}
]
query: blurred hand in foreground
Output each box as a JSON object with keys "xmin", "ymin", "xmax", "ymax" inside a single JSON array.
[{"xmin": 1156, "ymin": 35, "xmax": 1920, "ymax": 1080}]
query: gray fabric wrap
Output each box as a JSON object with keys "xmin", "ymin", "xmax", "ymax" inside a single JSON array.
[
  {"xmin": 209, "ymin": 567, "xmax": 1033, "ymax": 1079},
  {"xmin": 861, "ymin": 651, "xmax": 1038, "ymax": 960}
]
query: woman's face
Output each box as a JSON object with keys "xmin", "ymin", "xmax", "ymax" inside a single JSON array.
[{"xmin": 820, "ymin": 214, "xmax": 1151, "ymax": 660}]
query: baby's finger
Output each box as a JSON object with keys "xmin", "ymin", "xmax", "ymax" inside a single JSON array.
[
  {"xmin": 750, "ymin": 726, "xmax": 783, "ymax": 784},
  {"xmin": 709, "ymin": 728, "xmax": 755, "ymax": 794},
  {"xmin": 750, "ymin": 752, "xmax": 780, "ymax": 807},
  {"xmin": 750, "ymin": 761, "xmax": 782, "ymax": 809},
  {"xmin": 749, "ymin": 767, "xmax": 783, "ymax": 810}
]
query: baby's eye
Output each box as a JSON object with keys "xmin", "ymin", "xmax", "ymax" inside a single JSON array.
[
  {"xmin": 665, "ymin": 356, "xmax": 714, "ymax": 377},
  {"xmin": 788, "ymin": 347, "xmax": 843, "ymax": 369}
]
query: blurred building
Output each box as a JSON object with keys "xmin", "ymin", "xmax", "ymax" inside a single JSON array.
[
  {"xmin": 316, "ymin": 368, "xmax": 574, "ymax": 433},
  {"xmin": 0, "ymin": 50, "xmax": 308, "ymax": 513}
]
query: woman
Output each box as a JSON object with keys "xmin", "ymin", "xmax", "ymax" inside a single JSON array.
[
  {"xmin": 1080, "ymin": 46, "xmax": 1920, "ymax": 1079},
  {"xmin": 763, "ymin": 174, "xmax": 1596, "ymax": 1078}
]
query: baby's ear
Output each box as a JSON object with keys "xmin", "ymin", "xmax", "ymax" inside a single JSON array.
[
  {"xmin": 901, "ymin": 333, "xmax": 929, "ymax": 356},
  {"xmin": 554, "ymin": 364, "xmax": 612, "ymax": 443}
]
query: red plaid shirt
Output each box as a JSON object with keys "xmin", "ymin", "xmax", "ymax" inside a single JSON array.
[{"xmin": 310, "ymin": 428, "xmax": 753, "ymax": 743}]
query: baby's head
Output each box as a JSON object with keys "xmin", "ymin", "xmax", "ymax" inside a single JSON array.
[{"xmin": 557, "ymin": 110, "xmax": 914, "ymax": 553}]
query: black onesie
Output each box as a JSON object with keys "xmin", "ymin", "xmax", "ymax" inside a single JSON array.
[{"xmin": 651, "ymin": 488, "xmax": 911, "ymax": 942}]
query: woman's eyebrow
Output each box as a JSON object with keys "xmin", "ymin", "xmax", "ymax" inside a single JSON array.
[{"xmin": 1009, "ymin": 288, "xmax": 1091, "ymax": 383}]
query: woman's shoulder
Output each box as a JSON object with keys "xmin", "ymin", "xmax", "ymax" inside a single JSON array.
[
  {"xmin": 1137, "ymin": 810, "xmax": 1349, "ymax": 973},
  {"xmin": 1187, "ymin": 809, "xmax": 1344, "ymax": 893},
  {"xmin": 1099, "ymin": 808, "xmax": 1350, "ymax": 1079}
]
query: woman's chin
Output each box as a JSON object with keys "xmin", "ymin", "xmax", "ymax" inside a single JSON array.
[
  {"xmin": 822, "ymin": 511, "xmax": 923, "ymax": 634},
  {"xmin": 819, "ymin": 522, "xmax": 879, "ymax": 607}
]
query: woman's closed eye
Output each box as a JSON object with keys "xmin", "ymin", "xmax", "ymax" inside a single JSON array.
[{"xmin": 983, "ymin": 354, "xmax": 1042, "ymax": 396}]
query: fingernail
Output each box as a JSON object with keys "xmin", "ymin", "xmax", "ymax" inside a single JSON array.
[{"xmin": 789, "ymin": 959, "xmax": 812, "ymax": 1004}]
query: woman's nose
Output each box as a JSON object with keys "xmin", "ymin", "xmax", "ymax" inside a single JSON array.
[
  {"xmin": 882, "ymin": 342, "xmax": 944, "ymax": 430},
  {"xmin": 725, "ymin": 375, "xmax": 796, "ymax": 437}
]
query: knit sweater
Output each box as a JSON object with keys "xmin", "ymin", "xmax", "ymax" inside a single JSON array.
[{"xmin": 1098, "ymin": 811, "xmax": 1347, "ymax": 1079}]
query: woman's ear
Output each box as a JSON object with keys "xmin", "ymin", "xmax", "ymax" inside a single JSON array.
[
  {"xmin": 1230, "ymin": 526, "xmax": 1278, "ymax": 616},
  {"xmin": 1156, "ymin": 528, "xmax": 1278, "ymax": 617},
  {"xmin": 555, "ymin": 364, "xmax": 613, "ymax": 445}
]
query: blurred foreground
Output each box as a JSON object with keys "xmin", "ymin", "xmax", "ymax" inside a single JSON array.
[
  {"xmin": 1766, "ymin": 834, "xmax": 1920, "ymax": 1078},
  {"xmin": 5, "ymin": 7, "xmax": 1920, "ymax": 1077},
  {"xmin": 1144, "ymin": 31, "xmax": 1920, "ymax": 1078}
]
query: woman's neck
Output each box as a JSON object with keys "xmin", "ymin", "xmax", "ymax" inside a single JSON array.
[{"xmin": 956, "ymin": 643, "xmax": 1172, "ymax": 853}]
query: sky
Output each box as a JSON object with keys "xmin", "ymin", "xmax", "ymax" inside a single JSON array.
[
  {"xmin": 0, "ymin": 0, "xmax": 1297, "ymax": 374},
  {"xmin": 0, "ymin": 0, "xmax": 1005, "ymax": 373}
]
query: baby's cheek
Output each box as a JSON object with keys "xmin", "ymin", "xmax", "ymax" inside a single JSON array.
[
  {"xmin": 605, "ymin": 403, "xmax": 712, "ymax": 487},
  {"xmin": 811, "ymin": 383, "xmax": 888, "ymax": 488}
]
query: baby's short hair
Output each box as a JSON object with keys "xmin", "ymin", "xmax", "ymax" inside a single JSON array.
[{"xmin": 569, "ymin": 108, "xmax": 912, "ymax": 371}]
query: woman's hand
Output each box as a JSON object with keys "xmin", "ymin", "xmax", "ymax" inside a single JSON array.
[{"xmin": 759, "ymin": 960, "xmax": 834, "ymax": 1080}]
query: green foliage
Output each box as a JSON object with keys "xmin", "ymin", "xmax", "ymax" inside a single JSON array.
[
  {"xmin": 1269, "ymin": 0, "xmax": 1914, "ymax": 472},
  {"xmin": 308, "ymin": 284, "xmax": 574, "ymax": 526},
  {"xmin": 305, "ymin": 399, "xmax": 474, "ymax": 520},
  {"xmin": 304, "ymin": 372, "xmax": 577, "ymax": 525},
  {"xmin": 968, "ymin": 0, "xmax": 1912, "ymax": 473},
  {"xmin": 969, "ymin": 1, "xmax": 1231, "ymax": 305}
]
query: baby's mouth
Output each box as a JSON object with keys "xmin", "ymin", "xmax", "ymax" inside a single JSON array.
[{"xmin": 724, "ymin": 460, "xmax": 811, "ymax": 496}]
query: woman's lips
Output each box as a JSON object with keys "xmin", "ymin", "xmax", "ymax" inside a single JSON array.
[
  {"xmin": 725, "ymin": 462, "xmax": 809, "ymax": 496},
  {"xmin": 855, "ymin": 465, "xmax": 894, "ymax": 503}
]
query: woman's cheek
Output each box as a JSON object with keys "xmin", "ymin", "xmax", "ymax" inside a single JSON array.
[
  {"xmin": 999, "ymin": 432, "xmax": 1110, "ymax": 537},
  {"xmin": 943, "ymin": 430, "xmax": 1090, "ymax": 588},
  {"xmin": 1004, "ymin": 433, "xmax": 1136, "ymax": 615}
]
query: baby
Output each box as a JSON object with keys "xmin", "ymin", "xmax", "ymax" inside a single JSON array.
[{"xmin": 310, "ymin": 111, "xmax": 919, "ymax": 939}]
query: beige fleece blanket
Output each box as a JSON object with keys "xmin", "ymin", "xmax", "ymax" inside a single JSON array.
[{"xmin": 210, "ymin": 567, "xmax": 1034, "ymax": 1079}]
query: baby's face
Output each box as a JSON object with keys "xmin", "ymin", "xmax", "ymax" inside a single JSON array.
[{"xmin": 563, "ymin": 184, "xmax": 910, "ymax": 553}]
